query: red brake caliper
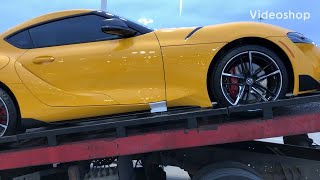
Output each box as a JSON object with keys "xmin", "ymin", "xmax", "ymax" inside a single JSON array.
[
  {"xmin": 0, "ymin": 106, "xmax": 7, "ymax": 125},
  {"xmin": 228, "ymin": 67, "xmax": 239, "ymax": 100}
]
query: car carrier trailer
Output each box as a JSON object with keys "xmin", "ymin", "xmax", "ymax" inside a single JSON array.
[{"xmin": 0, "ymin": 94, "xmax": 320, "ymax": 180}]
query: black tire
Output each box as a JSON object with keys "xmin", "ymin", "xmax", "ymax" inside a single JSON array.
[
  {"xmin": 192, "ymin": 162, "xmax": 262, "ymax": 180},
  {"xmin": 0, "ymin": 89, "xmax": 18, "ymax": 137},
  {"xmin": 209, "ymin": 45, "xmax": 288, "ymax": 107}
]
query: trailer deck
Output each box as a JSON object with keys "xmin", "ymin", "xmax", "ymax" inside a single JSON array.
[{"xmin": 0, "ymin": 94, "xmax": 320, "ymax": 179}]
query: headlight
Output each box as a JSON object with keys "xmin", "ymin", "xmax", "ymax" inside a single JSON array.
[{"xmin": 287, "ymin": 32, "xmax": 315, "ymax": 45}]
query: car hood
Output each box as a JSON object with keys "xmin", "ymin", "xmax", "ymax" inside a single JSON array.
[{"xmin": 154, "ymin": 22, "xmax": 291, "ymax": 47}]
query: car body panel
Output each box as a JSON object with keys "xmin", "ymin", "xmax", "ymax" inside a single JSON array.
[
  {"xmin": 0, "ymin": 56, "xmax": 10, "ymax": 70},
  {"xmin": 267, "ymin": 37, "xmax": 320, "ymax": 94},
  {"xmin": 295, "ymin": 43, "xmax": 320, "ymax": 93},
  {"xmin": 0, "ymin": 41, "xmax": 26, "ymax": 84},
  {"xmin": 17, "ymin": 32, "xmax": 165, "ymax": 107},
  {"xmin": 162, "ymin": 43, "xmax": 226, "ymax": 107},
  {"xmin": 0, "ymin": 10, "xmax": 319, "ymax": 123},
  {"xmin": 155, "ymin": 22, "xmax": 290, "ymax": 47},
  {"xmin": 7, "ymin": 83, "xmax": 149, "ymax": 122}
]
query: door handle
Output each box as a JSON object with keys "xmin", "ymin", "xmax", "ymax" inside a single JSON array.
[{"xmin": 32, "ymin": 56, "xmax": 55, "ymax": 64}]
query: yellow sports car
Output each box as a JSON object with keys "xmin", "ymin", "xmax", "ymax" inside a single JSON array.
[{"xmin": 0, "ymin": 10, "xmax": 319, "ymax": 136}]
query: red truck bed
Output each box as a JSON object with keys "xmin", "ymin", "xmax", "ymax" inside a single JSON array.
[{"xmin": 0, "ymin": 94, "xmax": 319, "ymax": 171}]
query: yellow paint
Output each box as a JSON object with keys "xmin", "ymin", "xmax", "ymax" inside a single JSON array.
[
  {"xmin": 0, "ymin": 56, "xmax": 10, "ymax": 70},
  {"xmin": 7, "ymin": 83, "xmax": 149, "ymax": 122},
  {"xmin": 17, "ymin": 32, "xmax": 165, "ymax": 107},
  {"xmin": 162, "ymin": 43, "xmax": 226, "ymax": 107},
  {"xmin": 266, "ymin": 37, "xmax": 320, "ymax": 94},
  {"xmin": 155, "ymin": 22, "xmax": 290, "ymax": 46},
  {"xmin": 0, "ymin": 10, "xmax": 319, "ymax": 123}
]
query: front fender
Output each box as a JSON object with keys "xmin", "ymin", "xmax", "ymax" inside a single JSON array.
[{"xmin": 155, "ymin": 22, "xmax": 291, "ymax": 47}]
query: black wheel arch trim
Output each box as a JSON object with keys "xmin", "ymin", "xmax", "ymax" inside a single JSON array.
[{"xmin": 299, "ymin": 75, "xmax": 320, "ymax": 91}]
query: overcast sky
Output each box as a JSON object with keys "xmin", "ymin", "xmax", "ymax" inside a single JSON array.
[{"xmin": 0, "ymin": 0, "xmax": 319, "ymax": 43}]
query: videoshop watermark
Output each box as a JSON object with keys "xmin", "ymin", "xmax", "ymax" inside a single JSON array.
[{"xmin": 250, "ymin": 10, "xmax": 311, "ymax": 21}]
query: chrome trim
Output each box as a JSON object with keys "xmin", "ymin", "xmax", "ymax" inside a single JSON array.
[{"xmin": 149, "ymin": 101, "xmax": 168, "ymax": 113}]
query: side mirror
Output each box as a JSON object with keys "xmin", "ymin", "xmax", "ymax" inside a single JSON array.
[{"xmin": 101, "ymin": 18, "xmax": 137, "ymax": 38}]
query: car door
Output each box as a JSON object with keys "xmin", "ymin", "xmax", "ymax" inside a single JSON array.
[{"xmin": 16, "ymin": 14, "xmax": 166, "ymax": 107}]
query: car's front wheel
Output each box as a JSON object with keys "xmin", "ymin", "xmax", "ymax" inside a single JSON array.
[
  {"xmin": 0, "ymin": 89, "xmax": 18, "ymax": 137},
  {"xmin": 209, "ymin": 45, "xmax": 288, "ymax": 107}
]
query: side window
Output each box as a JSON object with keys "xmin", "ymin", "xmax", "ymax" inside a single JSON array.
[
  {"xmin": 6, "ymin": 30, "xmax": 34, "ymax": 49},
  {"xmin": 29, "ymin": 15, "xmax": 119, "ymax": 48}
]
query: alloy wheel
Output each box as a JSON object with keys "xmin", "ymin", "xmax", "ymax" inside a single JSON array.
[
  {"xmin": 220, "ymin": 51, "xmax": 283, "ymax": 106},
  {"xmin": 0, "ymin": 98, "xmax": 9, "ymax": 137}
]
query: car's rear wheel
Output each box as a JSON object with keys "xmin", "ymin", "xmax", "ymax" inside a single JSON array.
[
  {"xmin": 209, "ymin": 45, "xmax": 288, "ymax": 107},
  {"xmin": 0, "ymin": 89, "xmax": 18, "ymax": 137}
]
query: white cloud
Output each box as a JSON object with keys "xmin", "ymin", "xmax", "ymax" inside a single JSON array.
[{"xmin": 137, "ymin": 18, "xmax": 154, "ymax": 25}]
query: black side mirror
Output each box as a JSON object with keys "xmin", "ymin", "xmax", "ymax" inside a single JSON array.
[{"xmin": 101, "ymin": 18, "xmax": 137, "ymax": 38}]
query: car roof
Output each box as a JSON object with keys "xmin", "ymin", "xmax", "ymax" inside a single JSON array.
[{"xmin": 1, "ymin": 9, "xmax": 93, "ymax": 38}]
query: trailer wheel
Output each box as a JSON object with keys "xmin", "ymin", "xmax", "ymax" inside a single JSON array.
[{"xmin": 192, "ymin": 162, "xmax": 262, "ymax": 180}]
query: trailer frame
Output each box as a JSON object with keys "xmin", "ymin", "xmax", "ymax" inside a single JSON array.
[{"xmin": 0, "ymin": 94, "xmax": 320, "ymax": 179}]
